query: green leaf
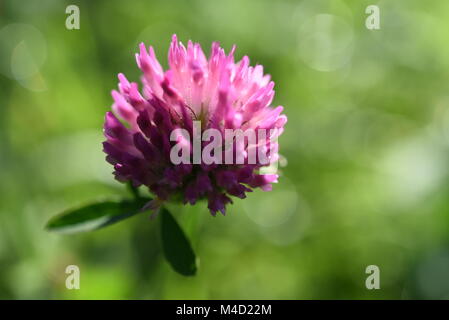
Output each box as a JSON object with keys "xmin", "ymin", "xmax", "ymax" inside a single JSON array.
[
  {"xmin": 46, "ymin": 197, "xmax": 151, "ymax": 234},
  {"xmin": 160, "ymin": 208, "xmax": 197, "ymax": 276}
]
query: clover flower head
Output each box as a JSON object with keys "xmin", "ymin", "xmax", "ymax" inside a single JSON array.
[{"xmin": 103, "ymin": 35, "xmax": 287, "ymax": 216}]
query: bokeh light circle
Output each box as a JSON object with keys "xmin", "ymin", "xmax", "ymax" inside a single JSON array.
[
  {"xmin": 0, "ymin": 23, "xmax": 47, "ymax": 91},
  {"xmin": 242, "ymin": 177, "xmax": 311, "ymax": 246},
  {"xmin": 0, "ymin": 23, "xmax": 47, "ymax": 79},
  {"xmin": 243, "ymin": 177, "xmax": 298, "ymax": 228},
  {"xmin": 297, "ymin": 13, "xmax": 353, "ymax": 72}
]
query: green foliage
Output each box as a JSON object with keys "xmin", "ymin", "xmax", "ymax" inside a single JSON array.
[
  {"xmin": 46, "ymin": 198, "xmax": 151, "ymax": 234},
  {"xmin": 160, "ymin": 208, "xmax": 197, "ymax": 276},
  {"xmin": 46, "ymin": 196, "xmax": 197, "ymax": 278}
]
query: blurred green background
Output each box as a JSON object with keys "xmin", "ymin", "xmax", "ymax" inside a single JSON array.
[{"xmin": 1, "ymin": 0, "xmax": 449, "ymax": 299}]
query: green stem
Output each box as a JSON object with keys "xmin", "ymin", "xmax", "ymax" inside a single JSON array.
[{"xmin": 127, "ymin": 181, "xmax": 141, "ymax": 200}]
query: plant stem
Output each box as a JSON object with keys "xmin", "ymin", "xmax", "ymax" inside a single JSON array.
[{"xmin": 127, "ymin": 181, "xmax": 141, "ymax": 200}]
